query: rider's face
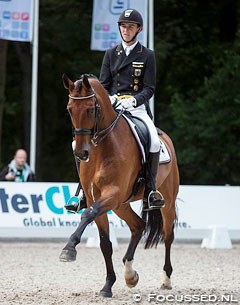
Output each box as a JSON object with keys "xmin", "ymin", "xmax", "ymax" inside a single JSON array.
[{"xmin": 120, "ymin": 22, "xmax": 140, "ymax": 45}]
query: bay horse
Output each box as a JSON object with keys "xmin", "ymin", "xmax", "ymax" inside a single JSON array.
[{"xmin": 59, "ymin": 74, "xmax": 179, "ymax": 297}]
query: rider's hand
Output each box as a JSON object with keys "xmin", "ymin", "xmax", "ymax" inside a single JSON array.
[
  {"xmin": 121, "ymin": 97, "xmax": 137, "ymax": 109},
  {"xmin": 109, "ymin": 94, "xmax": 118, "ymax": 105}
]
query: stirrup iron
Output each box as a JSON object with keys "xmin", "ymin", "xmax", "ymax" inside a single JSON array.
[
  {"xmin": 144, "ymin": 190, "xmax": 165, "ymax": 211},
  {"xmin": 64, "ymin": 196, "xmax": 81, "ymax": 214}
]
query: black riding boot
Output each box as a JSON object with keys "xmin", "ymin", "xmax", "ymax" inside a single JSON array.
[
  {"xmin": 143, "ymin": 151, "xmax": 165, "ymax": 210},
  {"xmin": 64, "ymin": 156, "xmax": 87, "ymax": 213}
]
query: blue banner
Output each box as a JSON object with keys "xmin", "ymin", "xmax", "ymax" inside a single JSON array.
[{"xmin": 0, "ymin": 0, "xmax": 33, "ymax": 42}]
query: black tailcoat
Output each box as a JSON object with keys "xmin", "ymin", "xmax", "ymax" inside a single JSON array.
[{"xmin": 99, "ymin": 42, "xmax": 156, "ymax": 118}]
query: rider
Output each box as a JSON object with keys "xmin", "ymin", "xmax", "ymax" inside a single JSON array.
[{"xmin": 65, "ymin": 8, "xmax": 164, "ymax": 213}]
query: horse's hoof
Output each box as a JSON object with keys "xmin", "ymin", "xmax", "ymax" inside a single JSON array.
[
  {"xmin": 59, "ymin": 249, "xmax": 77, "ymax": 262},
  {"xmin": 126, "ymin": 271, "xmax": 139, "ymax": 288},
  {"xmin": 99, "ymin": 290, "xmax": 112, "ymax": 298},
  {"xmin": 161, "ymin": 283, "xmax": 172, "ymax": 290}
]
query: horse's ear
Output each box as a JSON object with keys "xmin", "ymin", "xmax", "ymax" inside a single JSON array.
[
  {"xmin": 82, "ymin": 74, "xmax": 91, "ymax": 90},
  {"xmin": 62, "ymin": 73, "xmax": 74, "ymax": 91}
]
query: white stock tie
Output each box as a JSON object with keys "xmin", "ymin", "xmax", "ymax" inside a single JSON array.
[{"xmin": 125, "ymin": 47, "xmax": 130, "ymax": 56}]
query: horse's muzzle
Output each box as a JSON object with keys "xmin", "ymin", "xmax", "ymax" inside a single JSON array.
[{"xmin": 74, "ymin": 150, "xmax": 89, "ymax": 162}]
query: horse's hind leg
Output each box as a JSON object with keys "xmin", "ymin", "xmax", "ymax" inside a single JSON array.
[
  {"xmin": 94, "ymin": 214, "xmax": 116, "ymax": 298},
  {"xmin": 114, "ymin": 204, "xmax": 145, "ymax": 288},
  {"xmin": 161, "ymin": 203, "xmax": 176, "ymax": 289}
]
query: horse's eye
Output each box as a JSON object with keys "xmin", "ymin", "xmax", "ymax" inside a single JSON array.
[{"xmin": 87, "ymin": 108, "xmax": 94, "ymax": 117}]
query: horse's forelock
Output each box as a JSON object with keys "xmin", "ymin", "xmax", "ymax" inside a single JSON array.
[
  {"xmin": 75, "ymin": 79, "xmax": 82, "ymax": 93},
  {"xmin": 74, "ymin": 75, "xmax": 110, "ymax": 107},
  {"xmin": 81, "ymin": 73, "xmax": 98, "ymax": 80},
  {"xmin": 75, "ymin": 74, "xmax": 98, "ymax": 93}
]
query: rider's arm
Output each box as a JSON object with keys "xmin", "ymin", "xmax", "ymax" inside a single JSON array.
[
  {"xmin": 134, "ymin": 49, "xmax": 156, "ymax": 107},
  {"xmin": 99, "ymin": 50, "xmax": 112, "ymax": 94}
]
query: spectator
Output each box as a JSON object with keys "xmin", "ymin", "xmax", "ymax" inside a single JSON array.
[{"xmin": 0, "ymin": 149, "xmax": 36, "ymax": 182}]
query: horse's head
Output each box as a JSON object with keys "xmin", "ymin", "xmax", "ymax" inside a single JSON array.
[{"xmin": 63, "ymin": 73, "xmax": 100, "ymax": 162}]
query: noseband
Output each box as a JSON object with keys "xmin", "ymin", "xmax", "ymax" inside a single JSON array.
[
  {"xmin": 69, "ymin": 91, "xmax": 100, "ymax": 138},
  {"xmin": 69, "ymin": 91, "xmax": 123, "ymax": 146}
]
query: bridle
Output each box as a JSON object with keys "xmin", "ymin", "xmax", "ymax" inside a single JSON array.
[
  {"xmin": 68, "ymin": 93, "xmax": 95, "ymax": 100},
  {"xmin": 69, "ymin": 91, "xmax": 100, "ymax": 138},
  {"xmin": 68, "ymin": 90, "xmax": 123, "ymax": 146}
]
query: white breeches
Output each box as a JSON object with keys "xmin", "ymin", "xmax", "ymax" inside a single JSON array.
[{"xmin": 117, "ymin": 104, "xmax": 160, "ymax": 153}]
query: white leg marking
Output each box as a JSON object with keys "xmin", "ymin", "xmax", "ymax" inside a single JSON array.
[
  {"xmin": 124, "ymin": 260, "xmax": 139, "ymax": 288},
  {"xmin": 161, "ymin": 270, "xmax": 172, "ymax": 289},
  {"xmin": 124, "ymin": 260, "xmax": 135, "ymax": 279}
]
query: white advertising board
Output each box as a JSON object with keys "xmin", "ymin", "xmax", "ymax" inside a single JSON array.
[
  {"xmin": 0, "ymin": 182, "xmax": 239, "ymax": 239},
  {"xmin": 0, "ymin": 182, "xmax": 125, "ymax": 229},
  {"xmin": 176, "ymin": 185, "xmax": 240, "ymax": 230}
]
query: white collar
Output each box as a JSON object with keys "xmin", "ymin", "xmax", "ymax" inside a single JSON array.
[{"xmin": 122, "ymin": 40, "xmax": 138, "ymax": 53}]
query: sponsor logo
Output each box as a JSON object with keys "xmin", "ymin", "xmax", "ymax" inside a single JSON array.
[{"xmin": 0, "ymin": 186, "xmax": 71, "ymax": 215}]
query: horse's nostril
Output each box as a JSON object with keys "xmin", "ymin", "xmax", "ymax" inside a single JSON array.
[
  {"xmin": 74, "ymin": 149, "xmax": 90, "ymax": 162},
  {"xmin": 82, "ymin": 151, "xmax": 89, "ymax": 160},
  {"xmin": 77, "ymin": 150, "xmax": 89, "ymax": 162}
]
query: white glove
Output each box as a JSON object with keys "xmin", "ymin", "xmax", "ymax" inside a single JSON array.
[
  {"xmin": 109, "ymin": 94, "xmax": 118, "ymax": 105},
  {"xmin": 121, "ymin": 97, "xmax": 137, "ymax": 109}
]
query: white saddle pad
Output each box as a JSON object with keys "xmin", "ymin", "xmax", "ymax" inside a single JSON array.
[
  {"xmin": 122, "ymin": 114, "xmax": 171, "ymax": 164},
  {"xmin": 159, "ymin": 139, "xmax": 171, "ymax": 164}
]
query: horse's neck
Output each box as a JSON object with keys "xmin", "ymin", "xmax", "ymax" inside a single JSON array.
[
  {"xmin": 99, "ymin": 98, "xmax": 117, "ymax": 129},
  {"xmin": 91, "ymin": 80, "xmax": 117, "ymax": 128}
]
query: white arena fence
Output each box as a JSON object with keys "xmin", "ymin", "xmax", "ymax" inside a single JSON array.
[{"xmin": 0, "ymin": 182, "xmax": 239, "ymax": 241}]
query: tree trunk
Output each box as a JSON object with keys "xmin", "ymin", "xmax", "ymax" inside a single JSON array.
[{"xmin": 0, "ymin": 40, "xmax": 8, "ymax": 165}]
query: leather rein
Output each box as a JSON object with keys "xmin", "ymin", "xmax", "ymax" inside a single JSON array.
[{"xmin": 68, "ymin": 92, "xmax": 123, "ymax": 146}]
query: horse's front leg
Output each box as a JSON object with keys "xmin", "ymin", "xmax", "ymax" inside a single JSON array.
[
  {"xmin": 114, "ymin": 204, "xmax": 145, "ymax": 288},
  {"xmin": 95, "ymin": 214, "xmax": 116, "ymax": 298},
  {"xmin": 59, "ymin": 206, "xmax": 98, "ymax": 262}
]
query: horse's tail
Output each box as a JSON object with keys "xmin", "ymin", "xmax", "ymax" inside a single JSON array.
[{"xmin": 141, "ymin": 209, "xmax": 163, "ymax": 249}]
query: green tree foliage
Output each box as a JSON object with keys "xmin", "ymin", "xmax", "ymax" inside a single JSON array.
[
  {"xmin": 1, "ymin": 0, "xmax": 240, "ymax": 185},
  {"xmin": 0, "ymin": 40, "xmax": 8, "ymax": 162},
  {"xmin": 172, "ymin": 45, "xmax": 240, "ymax": 184},
  {"xmin": 1, "ymin": 41, "xmax": 29, "ymax": 159},
  {"xmin": 33, "ymin": 0, "xmax": 103, "ymax": 181},
  {"xmin": 154, "ymin": 0, "xmax": 240, "ymax": 185}
]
